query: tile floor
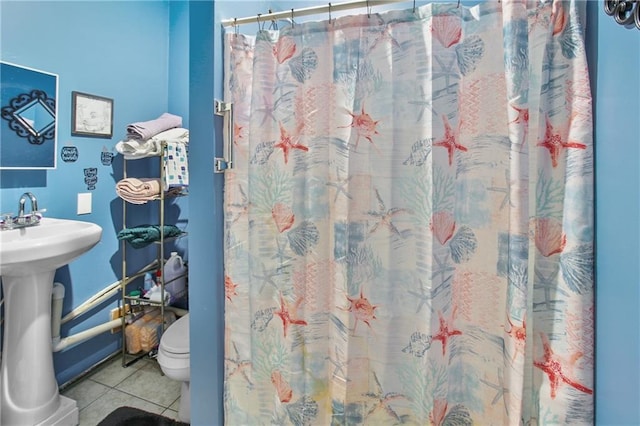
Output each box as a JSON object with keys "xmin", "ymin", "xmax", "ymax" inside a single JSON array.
[{"xmin": 61, "ymin": 353, "xmax": 183, "ymax": 425}]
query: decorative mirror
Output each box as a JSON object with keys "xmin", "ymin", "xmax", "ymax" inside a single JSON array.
[{"xmin": 0, "ymin": 61, "xmax": 58, "ymax": 169}]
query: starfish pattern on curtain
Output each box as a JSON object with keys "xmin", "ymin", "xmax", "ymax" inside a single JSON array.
[{"xmin": 223, "ymin": 1, "xmax": 594, "ymax": 424}]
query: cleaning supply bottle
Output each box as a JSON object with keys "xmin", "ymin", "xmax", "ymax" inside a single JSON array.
[
  {"xmin": 145, "ymin": 269, "xmax": 170, "ymax": 304},
  {"xmin": 146, "ymin": 284, "xmax": 171, "ymax": 305},
  {"xmin": 143, "ymin": 272, "xmax": 154, "ymax": 295},
  {"xmin": 164, "ymin": 252, "xmax": 187, "ymax": 305}
]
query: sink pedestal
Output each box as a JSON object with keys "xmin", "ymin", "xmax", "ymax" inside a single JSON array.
[
  {"xmin": 1, "ymin": 272, "xmax": 78, "ymax": 425},
  {"xmin": 0, "ymin": 217, "xmax": 102, "ymax": 425}
]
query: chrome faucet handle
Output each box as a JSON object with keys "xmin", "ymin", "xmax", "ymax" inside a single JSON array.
[
  {"xmin": 31, "ymin": 209, "xmax": 46, "ymax": 224},
  {"xmin": 1, "ymin": 213, "xmax": 15, "ymax": 229}
]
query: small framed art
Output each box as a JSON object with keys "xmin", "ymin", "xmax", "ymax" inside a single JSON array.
[{"xmin": 71, "ymin": 91, "xmax": 113, "ymax": 138}]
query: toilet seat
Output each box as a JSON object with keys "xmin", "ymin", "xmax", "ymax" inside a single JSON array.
[
  {"xmin": 161, "ymin": 313, "xmax": 189, "ymax": 355},
  {"xmin": 157, "ymin": 346, "xmax": 189, "ymax": 372}
]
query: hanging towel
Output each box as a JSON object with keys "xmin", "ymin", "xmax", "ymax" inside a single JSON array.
[
  {"xmin": 115, "ymin": 139, "xmax": 162, "ymax": 160},
  {"xmin": 126, "ymin": 113, "xmax": 182, "ymax": 140},
  {"xmin": 115, "ymin": 178, "xmax": 162, "ymax": 204},
  {"xmin": 163, "ymin": 141, "xmax": 189, "ymax": 188},
  {"xmin": 117, "ymin": 224, "xmax": 184, "ymax": 249}
]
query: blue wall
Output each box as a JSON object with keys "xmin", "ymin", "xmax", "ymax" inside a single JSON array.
[
  {"xmin": 588, "ymin": 4, "xmax": 640, "ymax": 425},
  {"xmin": 188, "ymin": 1, "xmax": 224, "ymax": 424},
  {"xmin": 0, "ymin": 1, "xmax": 188, "ymax": 385}
]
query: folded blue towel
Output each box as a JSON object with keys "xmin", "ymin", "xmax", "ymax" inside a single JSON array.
[{"xmin": 117, "ymin": 224, "xmax": 183, "ymax": 249}]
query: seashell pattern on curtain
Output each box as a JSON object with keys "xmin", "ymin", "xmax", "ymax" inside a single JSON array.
[{"xmin": 223, "ymin": 1, "xmax": 594, "ymax": 424}]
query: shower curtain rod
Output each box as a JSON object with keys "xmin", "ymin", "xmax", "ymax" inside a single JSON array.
[{"xmin": 221, "ymin": 0, "xmax": 410, "ymax": 27}]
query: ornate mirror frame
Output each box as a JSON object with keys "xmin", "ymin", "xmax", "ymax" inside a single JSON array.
[{"xmin": 0, "ymin": 61, "xmax": 59, "ymax": 169}]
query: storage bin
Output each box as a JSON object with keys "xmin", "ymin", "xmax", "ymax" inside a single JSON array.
[{"xmin": 125, "ymin": 308, "xmax": 176, "ymax": 354}]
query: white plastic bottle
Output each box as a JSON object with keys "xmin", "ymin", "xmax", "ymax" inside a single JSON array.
[
  {"xmin": 164, "ymin": 251, "xmax": 187, "ymax": 305},
  {"xmin": 143, "ymin": 272, "xmax": 154, "ymax": 295}
]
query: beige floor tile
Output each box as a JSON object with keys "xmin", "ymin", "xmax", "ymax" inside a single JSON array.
[
  {"xmin": 169, "ymin": 397, "xmax": 181, "ymax": 412},
  {"xmin": 78, "ymin": 388, "xmax": 164, "ymax": 426},
  {"xmin": 58, "ymin": 352, "xmax": 184, "ymax": 425},
  {"xmin": 88, "ymin": 355, "xmax": 145, "ymax": 388},
  {"xmin": 61, "ymin": 379, "xmax": 110, "ymax": 410},
  {"xmin": 115, "ymin": 361, "xmax": 181, "ymax": 407}
]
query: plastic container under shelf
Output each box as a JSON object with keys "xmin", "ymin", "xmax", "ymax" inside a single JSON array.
[
  {"xmin": 164, "ymin": 251, "xmax": 187, "ymax": 306},
  {"xmin": 125, "ymin": 308, "xmax": 176, "ymax": 354}
]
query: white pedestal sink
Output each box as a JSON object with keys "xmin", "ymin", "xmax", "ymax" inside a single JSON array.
[{"xmin": 0, "ymin": 218, "xmax": 102, "ymax": 426}]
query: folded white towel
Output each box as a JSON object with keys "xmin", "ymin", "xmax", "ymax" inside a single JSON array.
[
  {"xmin": 115, "ymin": 139, "xmax": 162, "ymax": 160},
  {"xmin": 127, "ymin": 113, "xmax": 182, "ymax": 140},
  {"xmin": 115, "ymin": 128, "xmax": 188, "ymax": 160},
  {"xmin": 152, "ymin": 127, "xmax": 189, "ymax": 144}
]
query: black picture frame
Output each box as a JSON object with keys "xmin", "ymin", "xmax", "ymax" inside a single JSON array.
[{"xmin": 71, "ymin": 91, "xmax": 113, "ymax": 138}]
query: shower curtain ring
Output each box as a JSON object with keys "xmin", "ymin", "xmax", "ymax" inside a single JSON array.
[
  {"xmin": 328, "ymin": 3, "xmax": 332, "ymax": 24},
  {"xmin": 234, "ymin": 18, "xmax": 239, "ymax": 37},
  {"xmin": 367, "ymin": 0, "xmax": 371, "ymax": 18},
  {"xmin": 413, "ymin": 0, "xmax": 416, "ymax": 13},
  {"xmin": 268, "ymin": 9, "xmax": 277, "ymax": 30},
  {"xmin": 291, "ymin": 9, "xmax": 295, "ymax": 27},
  {"xmin": 457, "ymin": 0, "xmax": 460, "ymax": 8}
]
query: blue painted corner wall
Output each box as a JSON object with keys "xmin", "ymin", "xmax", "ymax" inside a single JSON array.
[
  {"xmin": 188, "ymin": 1, "xmax": 225, "ymax": 424},
  {"xmin": 588, "ymin": 4, "xmax": 640, "ymax": 426}
]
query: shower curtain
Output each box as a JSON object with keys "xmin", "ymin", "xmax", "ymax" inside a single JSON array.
[{"xmin": 223, "ymin": 1, "xmax": 593, "ymax": 424}]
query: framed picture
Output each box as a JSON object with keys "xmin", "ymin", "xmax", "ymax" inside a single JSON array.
[
  {"xmin": 71, "ymin": 91, "xmax": 113, "ymax": 138},
  {"xmin": 0, "ymin": 61, "xmax": 59, "ymax": 169}
]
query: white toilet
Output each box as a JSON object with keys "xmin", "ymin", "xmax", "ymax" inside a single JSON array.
[{"xmin": 157, "ymin": 313, "xmax": 190, "ymax": 423}]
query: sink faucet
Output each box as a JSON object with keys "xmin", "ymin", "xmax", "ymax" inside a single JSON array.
[
  {"xmin": 0, "ymin": 192, "xmax": 45, "ymax": 230},
  {"xmin": 18, "ymin": 192, "xmax": 38, "ymax": 217}
]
